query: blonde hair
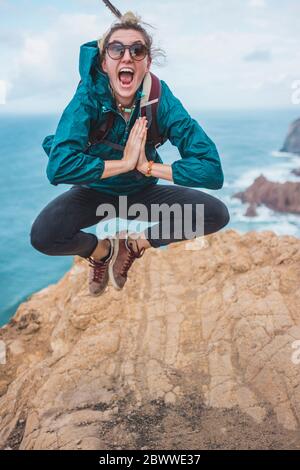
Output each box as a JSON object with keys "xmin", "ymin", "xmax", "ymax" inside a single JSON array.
[{"xmin": 97, "ymin": 11, "xmax": 166, "ymax": 67}]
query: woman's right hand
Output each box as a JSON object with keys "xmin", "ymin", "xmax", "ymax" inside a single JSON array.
[{"xmin": 122, "ymin": 117, "xmax": 148, "ymax": 171}]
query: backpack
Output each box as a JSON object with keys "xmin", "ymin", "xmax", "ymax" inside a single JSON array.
[{"xmin": 88, "ymin": 71, "xmax": 168, "ymax": 152}]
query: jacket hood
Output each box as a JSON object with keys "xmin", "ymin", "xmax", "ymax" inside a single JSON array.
[{"xmin": 79, "ymin": 40, "xmax": 143, "ymax": 109}]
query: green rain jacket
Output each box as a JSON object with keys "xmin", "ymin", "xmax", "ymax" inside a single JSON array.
[{"xmin": 42, "ymin": 40, "xmax": 224, "ymax": 196}]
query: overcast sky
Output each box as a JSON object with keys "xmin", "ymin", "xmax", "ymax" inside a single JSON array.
[{"xmin": 0, "ymin": 0, "xmax": 299, "ymax": 113}]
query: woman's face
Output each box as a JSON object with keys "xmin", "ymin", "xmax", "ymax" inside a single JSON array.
[{"xmin": 101, "ymin": 29, "xmax": 151, "ymax": 105}]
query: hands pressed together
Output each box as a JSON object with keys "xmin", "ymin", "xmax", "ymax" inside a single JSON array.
[
  {"xmin": 122, "ymin": 116, "xmax": 149, "ymax": 175},
  {"xmin": 101, "ymin": 115, "xmax": 173, "ymax": 182}
]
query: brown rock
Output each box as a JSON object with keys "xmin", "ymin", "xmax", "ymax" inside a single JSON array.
[
  {"xmin": 233, "ymin": 174, "xmax": 300, "ymax": 214},
  {"xmin": 0, "ymin": 231, "xmax": 300, "ymax": 450},
  {"xmin": 0, "ymin": 381, "xmax": 8, "ymax": 397},
  {"xmin": 244, "ymin": 203, "xmax": 258, "ymax": 217},
  {"xmin": 8, "ymin": 340, "xmax": 25, "ymax": 356}
]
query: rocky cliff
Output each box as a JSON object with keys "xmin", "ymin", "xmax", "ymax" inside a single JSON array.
[
  {"xmin": 281, "ymin": 118, "xmax": 300, "ymax": 155},
  {"xmin": 0, "ymin": 230, "xmax": 300, "ymax": 450},
  {"xmin": 233, "ymin": 175, "xmax": 300, "ymax": 215},
  {"xmin": 292, "ymin": 168, "xmax": 300, "ymax": 177}
]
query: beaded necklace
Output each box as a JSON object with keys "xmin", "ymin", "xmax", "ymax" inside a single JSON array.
[{"xmin": 117, "ymin": 103, "xmax": 136, "ymax": 114}]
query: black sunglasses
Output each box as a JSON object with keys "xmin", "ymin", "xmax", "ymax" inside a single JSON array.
[{"xmin": 106, "ymin": 41, "xmax": 149, "ymax": 61}]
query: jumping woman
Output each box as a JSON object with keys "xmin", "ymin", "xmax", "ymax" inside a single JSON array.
[{"xmin": 30, "ymin": 1, "xmax": 230, "ymax": 296}]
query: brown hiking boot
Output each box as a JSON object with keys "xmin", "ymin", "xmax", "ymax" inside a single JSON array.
[
  {"xmin": 87, "ymin": 238, "xmax": 113, "ymax": 296},
  {"xmin": 109, "ymin": 233, "xmax": 145, "ymax": 290}
]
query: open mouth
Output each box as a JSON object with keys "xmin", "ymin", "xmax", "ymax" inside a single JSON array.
[{"xmin": 118, "ymin": 70, "xmax": 135, "ymax": 88}]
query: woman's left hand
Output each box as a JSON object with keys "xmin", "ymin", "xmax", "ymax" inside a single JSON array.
[{"xmin": 136, "ymin": 117, "xmax": 148, "ymax": 174}]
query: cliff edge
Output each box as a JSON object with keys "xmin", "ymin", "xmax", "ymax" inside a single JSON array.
[
  {"xmin": 0, "ymin": 230, "xmax": 300, "ymax": 450},
  {"xmin": 281, "ymin": 118, "xmax": 300, "ymax": 155}
]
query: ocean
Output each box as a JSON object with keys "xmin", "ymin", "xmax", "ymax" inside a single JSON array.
[{"xmin": 0, "ymin": 108, "xmax": 300, "ymax": 326}]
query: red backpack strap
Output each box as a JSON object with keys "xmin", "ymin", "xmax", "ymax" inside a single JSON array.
[
  {"xmin": 87, "ymin": 72, "xmax": 167, "ymax": 152},
  {"xmin": 87, "ymin": 112, "xmax": 125, "ymax": 152},
  {"xmin": 88, "ymin": 112, "xmax": 115, "ymax": 146},
  {"xmin": 140, "ymin": 72, "xmax": 168, "ymax": 149}
]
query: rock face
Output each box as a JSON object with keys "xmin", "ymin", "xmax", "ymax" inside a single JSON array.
[
  {"xmin": 244, "ymin": 203, "xmax": 258, "ymax": 218},
  {"xmin": 292, "ymin": 168, "xmax": 300, "ymax": 177},
  {"xmin": 281, "ymin": 118, "xmax": 300, "ymax": 155},
  {"xmin": 0, "ymin": 230, "xmax": 300, "ymax": 450},
  {"xmin": 233, "ymin": 175, "xmax": 300, "ymax": 215}
]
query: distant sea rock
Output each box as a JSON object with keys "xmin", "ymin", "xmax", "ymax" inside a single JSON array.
[
  {"xmin": 244, "ymin": 203, "xmax": 258, "ymax": 218},
  {"xmin": 281, "ymin": 118, "xmax": 300, "ymax": 155},
  {"xmin": 292, "ymin": 168, "xmax": 300, "ymax": 177},
  {"xmin": 233, "ymin": 174, "xmax": 300, "ymax": 215}
]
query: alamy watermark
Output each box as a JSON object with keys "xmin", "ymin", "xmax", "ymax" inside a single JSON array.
[
  {"xmin": 0, "ymin": 340, "xmax": 6, "ymax": 365},
  {"xmin": 0, "ymin": 80, "xmax": 7, "ymax": 105},
  {"xmin": 94, "ymin": 197, "xmax": 205, "ymax": 245},
  {"xmin": 291, "ymin": 340, "xmax": 300, "ymax": 365},
  {"xmin": 291, "ymin": 80, "xmax": 300, "ymax": 105}
]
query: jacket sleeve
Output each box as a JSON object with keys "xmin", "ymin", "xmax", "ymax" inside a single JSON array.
[
  {"xmin": 45, "ymin": 85, "xmax": 105, "ymax": 185},
  {"xmin": 158, "ymin": 80, "xmax": 224, "ymax": 190}
]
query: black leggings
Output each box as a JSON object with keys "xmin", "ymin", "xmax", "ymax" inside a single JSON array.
[{"xmin": 30, "ymin": 184, "xmax": 230, "ymax": 259}]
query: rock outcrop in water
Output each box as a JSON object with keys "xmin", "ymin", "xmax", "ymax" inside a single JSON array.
[
  {"xmin": 292, "ymin": 168, "xmax": 300, "ymax": 177},
  {"xmin": 233, "ymin": 175, "xmax": 300, "ymax": 215},
  {"xmin": 281, "ymin": 118, "xmax": 300, "ymax": 155},
  {"xmin": 0, "ymin": 230, "xmax": 300, "ymax": 450}
]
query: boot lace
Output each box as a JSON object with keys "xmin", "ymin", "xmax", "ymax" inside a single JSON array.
[
  {"xmin": 120, "ymin": 242, "xmax": 145, "ymax": 278},
  {"xmin": 88, "ymin": 257, "xmax": 109, "ymax": 283}
]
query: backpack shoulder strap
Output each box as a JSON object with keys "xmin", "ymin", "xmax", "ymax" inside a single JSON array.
[
  {"xmin": 87, "ymin": 72, "xmax": 167, "ymax": 152},
  {"xmin": 140, "ymin": 72, "xmax": 168, "ymax": 149},
  {"xmin": 88, "ymin": 111, "xmax": 115, "ymax": 146}
]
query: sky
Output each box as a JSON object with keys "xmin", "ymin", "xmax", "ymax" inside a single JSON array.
[{"xmin": 0, "ymin": 0, "xmax": 300, "ymax": 113}]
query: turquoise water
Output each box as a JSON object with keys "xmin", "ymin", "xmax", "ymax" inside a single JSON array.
[{"xmin": 0, "ymin": 108, "xmax": 299, "ymax": 326}]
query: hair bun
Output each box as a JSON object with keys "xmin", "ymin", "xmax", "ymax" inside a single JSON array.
[
  {"xmin": 98, "ymin": 11, "xmax": 142, "ymax": 53},
  {"xmin": 120, "ymin": 11, "xmax": 141, "ymax": 25}
]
